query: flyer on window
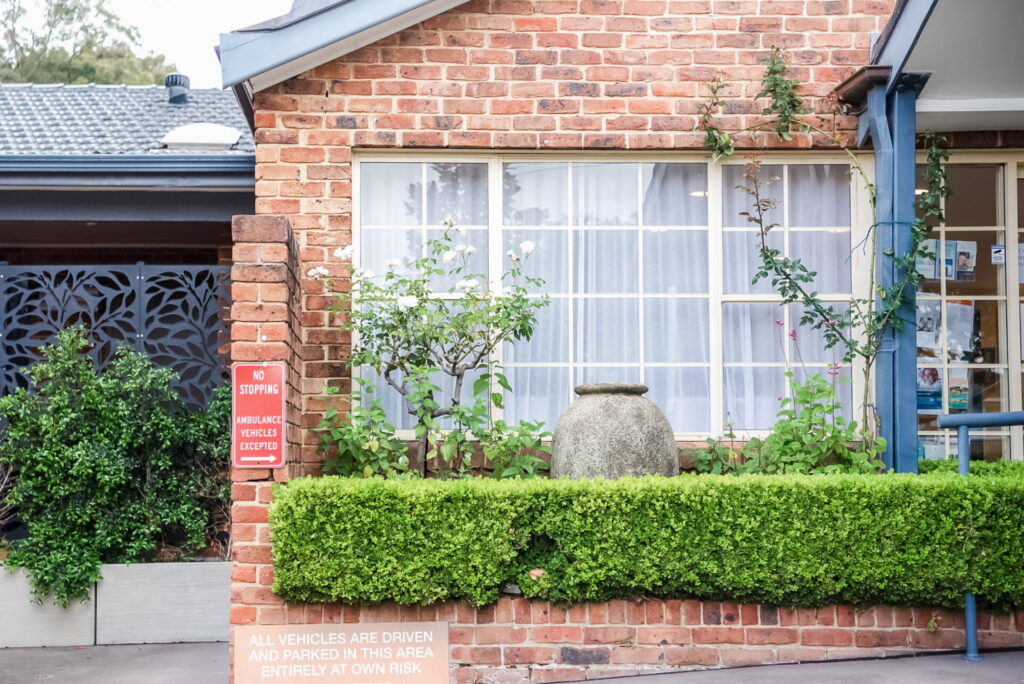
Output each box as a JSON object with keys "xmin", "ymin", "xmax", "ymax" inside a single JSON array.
[
  {"xmin": 919, "ymin": 435, "xmax": 948, "ymax": 461},
  {"xmin": 944, "ymin": 240, "xmax": 957, "ymax": 279},
  {"xmin": 916, "ymin": 238, "xmax": 938, "ymax": 280},
  {"xmin": 917, "ymin": 367, "xmax": 942, "ymax": 410},
  {"xmin": 948, "ymin": 368, "xmax": 970, "ymax": 410},
  {"xmin": 955, "ymin": 240, "xmax": 976, "ymax": 282},
  {"xmin": 916, "ymin": 300, "xmax": 941, "ymax": 360}
]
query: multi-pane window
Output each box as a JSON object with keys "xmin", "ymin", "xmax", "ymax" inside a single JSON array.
[
  {"xmin": 917, "ymin": 163, "xmax": 1009, "ymax": 460},
  {"xmin": 356, "ymin": 157, "xmax": 857, "ymax": 437}
]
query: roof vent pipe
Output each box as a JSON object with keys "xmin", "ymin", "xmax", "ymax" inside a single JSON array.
[{"xmin": 165, "ymin": 73, "xmax": 190, "ymax": 105}]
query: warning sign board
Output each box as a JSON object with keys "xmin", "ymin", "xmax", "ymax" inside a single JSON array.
[
  {"xmin": 232, "ymin": 362, "xmax": 287, "ymax": 469},
  {"xmin": 233, "ymin": 622, "xmax": 448, "ymax": 684}
]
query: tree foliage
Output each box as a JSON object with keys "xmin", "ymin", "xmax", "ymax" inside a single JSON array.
[
  {"xmin": 0, "ymin": 328, "xmax": 230, "ymax": 606},
  {"xmin": 0, "ymin": 0, "xmax": 175, "ymax": 84}
]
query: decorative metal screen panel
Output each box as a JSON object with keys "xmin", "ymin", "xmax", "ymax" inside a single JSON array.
[{"xmin": 0, "ymin": 263, "xmax": 230, "ymax": 407}]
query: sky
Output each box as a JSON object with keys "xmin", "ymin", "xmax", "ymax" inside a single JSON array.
[{"xmin": 104, "ymin": 0, "xmax": 294, "ymax": 89}]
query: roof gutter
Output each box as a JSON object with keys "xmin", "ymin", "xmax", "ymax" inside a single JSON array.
[{"xmin": 0, "ymin": 154, "xmax": 256, "ymax": 189}]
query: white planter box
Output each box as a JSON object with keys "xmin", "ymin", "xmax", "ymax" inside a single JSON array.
[
  {"xmin": 96, "ymin": 561, "xmax": 230, "ymax": 645},
  {"xmin": 0, "ymin": 569, "xmax": 95, "ymax": 647},
  {"xmin": 0, "ymin": 561, "xmax": 230, "ymax": 648}
]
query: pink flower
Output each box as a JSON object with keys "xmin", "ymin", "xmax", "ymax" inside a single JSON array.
[
  {"xmin": 788, "ymin": 330, "xmax": 797, "ymax": 339},
  {"xmin": 528, "ymin": 568, "xmax": 546, "ymax": 581},
  {"xmin": 774, "ymin": 320, "xmax": 784, "ymax": 326}
]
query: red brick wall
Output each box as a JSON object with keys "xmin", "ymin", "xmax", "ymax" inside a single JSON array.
[
  {"xmin": 250, "ymin": 0, "xmax": 895, "ymax": 473},
  {"xmin": 228, "ymin": 215, "xmax": 305, "ymax": 634},
  {"xmin": 237, "ymin": 597, "xmax": 1024, "ymax": 681}
]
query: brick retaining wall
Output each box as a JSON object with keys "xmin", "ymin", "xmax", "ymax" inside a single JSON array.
[{"xmin": 235, "ymin": 596, "xmax": 1024, "ymax": 682}]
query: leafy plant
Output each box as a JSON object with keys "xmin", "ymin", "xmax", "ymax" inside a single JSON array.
[
  {"xmin": 316, "ymin": 221, "xmax": 550, "ymax": 478},
  {"xmin": 479, "ymin": 420, "xmax": 551, "ymax": 479},
  {"xmin": 691, "ymin": 422, "xmax": 759, "ymax": 475},
  {"xmin": 749, "ymin": 372, "xmax": 885, "ymax": 474},
  {"xmin": 270, "ymin": 474, "xmax": 1024, "ymax": 611},
  {"xmin": 0, "ymin": 327, "xmax": 229, "ymax": 605},
  {"xmin": 316, "ymin": 380, "xmax": 410, "ymax": 478},
  {"xmin": 179, "ymin": 382, "xmax": 233, "ymax": 557}
]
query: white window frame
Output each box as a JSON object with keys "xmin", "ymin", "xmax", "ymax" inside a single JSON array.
[
  {"xmin": 352, "ymin": 151, "xmax": 875, "ymax": 441},
  {"xmin": 915, "ymin": 150, "xmax": 1024, "ymax": 461}
]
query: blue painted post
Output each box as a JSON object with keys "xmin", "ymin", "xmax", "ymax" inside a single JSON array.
[
  {"xmin": 889, "ymin": 75, "xmax": 928, "ymax": 474},
  {"xmin": 958, "ymin": 422, "xmax": 980, "ymax": 662},
  {"xmin": 935, "ymin": 411, "xmax": 1024, "ymax": 662}
]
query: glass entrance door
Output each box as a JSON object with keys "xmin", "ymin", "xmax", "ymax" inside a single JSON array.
[{"xmin": 916, "ymin": 162, "xmax": 1014, "ymax": 461}]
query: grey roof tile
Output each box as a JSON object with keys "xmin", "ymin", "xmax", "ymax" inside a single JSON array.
[{"xmin": 0, "ymin": 83, "xmax": 254, "ymax": 155}]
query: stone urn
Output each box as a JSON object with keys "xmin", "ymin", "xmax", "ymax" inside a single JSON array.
[{"xmin": 551, "ymin": 383, "xmax": 679, "ymax": 479}]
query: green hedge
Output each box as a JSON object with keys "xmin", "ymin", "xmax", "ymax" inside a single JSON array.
[
  {"xmin": 918, "ymin": 458, "xmax": 1024, "ymax": 477},
  {"xmin": 269, "ymin": 474, "xmax": 1024, "ymax": 610}
]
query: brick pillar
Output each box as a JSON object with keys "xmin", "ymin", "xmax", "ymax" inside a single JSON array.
[{"xmin": 228, "ymin": 215, "xmax": 302, "ymax": 671}]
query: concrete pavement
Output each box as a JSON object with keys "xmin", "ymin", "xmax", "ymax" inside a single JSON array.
[
  {"xmin": 0, "ymin": 644, "xmax": 1022, "ymax": 683},
  {"xmin": 641, "ymin": 651, "xmax": 1024, "ymax": 683},
  {"xmin": 0, "ymin": 642, "xmax": 227, "ymax": 683}
]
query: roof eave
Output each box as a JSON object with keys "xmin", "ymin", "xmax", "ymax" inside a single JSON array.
[
  {"xmin": 218, "ymin": 0, "xmax": 467, "ymax": 92},
  {"xmin": 869, "ymin": 0, "xmax": 938, "ymax": 92}
]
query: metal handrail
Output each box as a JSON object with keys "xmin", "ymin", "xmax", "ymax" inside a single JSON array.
[{"xmin": 934, "ymin": 410, "xmax": 1024, "ymax": 663}]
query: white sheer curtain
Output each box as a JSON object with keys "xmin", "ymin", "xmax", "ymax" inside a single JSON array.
[
  {"xmin": 642, "ymin": 163, "xmax": 708, "ymax": 226},
  {"xmin": 647, "ymin": 368, "xmax": 711, "ymax": 433},
  {"xmin": 574, "ymin": 163, "xmax": 637, "ymax": 226},
  {"xmin": 644, "ymin": 230, "xmax": 708, "ymax": 294},
  {"xmin": 789, "ymin": 164, "xmax": 851, "ymax": 226},
  {"xmin": 504, "ymin": 163, "xmax": 568, "ymax": 226},
  {"xmin": 722, "ymin": 163, "xmax": 853, "ymax": 431},
  {"xmin": 361, "ymin": 162, "xmax": 422, "ymax": 225},
  {"xmin": 426, "ymin": 162, "xmax": 488, "ymax": 225},
  {"xmin": 722, "ymin": 164, "xmax": 783, "ymax": 228}
]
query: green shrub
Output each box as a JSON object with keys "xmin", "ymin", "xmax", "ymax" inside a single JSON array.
[
  {"xmin": 918, "ymin": 458, "xmax": 1024, "ymax": 477},
  {"xmin": 0, "ymin": 328, "xmax": 230, "ymax": 605},
  {"xmin": 693, "ymin": 374, "xmax": 883, "ymax": 475},
  {"xmin": 270, "ymin": 474, "xmax": 1024, "ymax": 611}
]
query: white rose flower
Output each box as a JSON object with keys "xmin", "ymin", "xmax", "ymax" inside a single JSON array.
[
  {"xmin": 440, "ymin": 216, "xmax": 455, "ymax": 229},
  {"xmin": 519, "ymin": 240, "xmax": 535, "ymax": 255},
  {"xmin": 396, "ymin": 295, "xmax": 419, "ymax": 312},
  {"xmin": 455, "ymin": 278, "xmax": 479, "ymax": 291},
  {"xmin": 442, "ymin": 250, "xmax": 457, "ymax": 263},
  {"xmin": 333, "ymin": 245, "xmax": 355, "ymax": 260},
  {"xmin": 464, "ymin": 245, "xmax": 477, "ymax": 256},
  {"xmin": 353, "ymin": 268, "xmax": 375, "ymax": 280},
  {"xmin": 385, "ymin": 258, "xmax": 401, "ymax": 269},
  {"xmin": 507, "ymin": 249, "xmax": 519, "ymax": 262},
  {"xmin": 454, "ymin": 243, "xmax": 468, "ymax": 253},
  {"xmin": 305, "ymin": 266, "xmax": 330, "ymax": 279}
]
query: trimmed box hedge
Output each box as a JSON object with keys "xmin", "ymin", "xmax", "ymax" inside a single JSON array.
[
  {"xmin": 918, "ymin": 458, "xmax": 1024, "ymax": 477},
  {"xmin": 269, "ymin": 474, "xmax": 1024, "ymax": 610}
]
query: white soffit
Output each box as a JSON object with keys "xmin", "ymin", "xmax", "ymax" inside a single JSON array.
[
  {"xmin": 247, "ymin": 0, "xmax": 468, "ymax": 93},
  {"xmin": 906, "ymin": 0, "xmax": 1024, "ymax": 131}
]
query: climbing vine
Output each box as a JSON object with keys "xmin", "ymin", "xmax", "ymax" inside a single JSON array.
[{"xmin": 701, "ymin": 47, "xmax": 951, "ymax": 439}]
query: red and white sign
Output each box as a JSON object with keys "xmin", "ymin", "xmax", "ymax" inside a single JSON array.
[{"xmin": 232, "ymin": 362, "xmax": 287, "ymax": 469}]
